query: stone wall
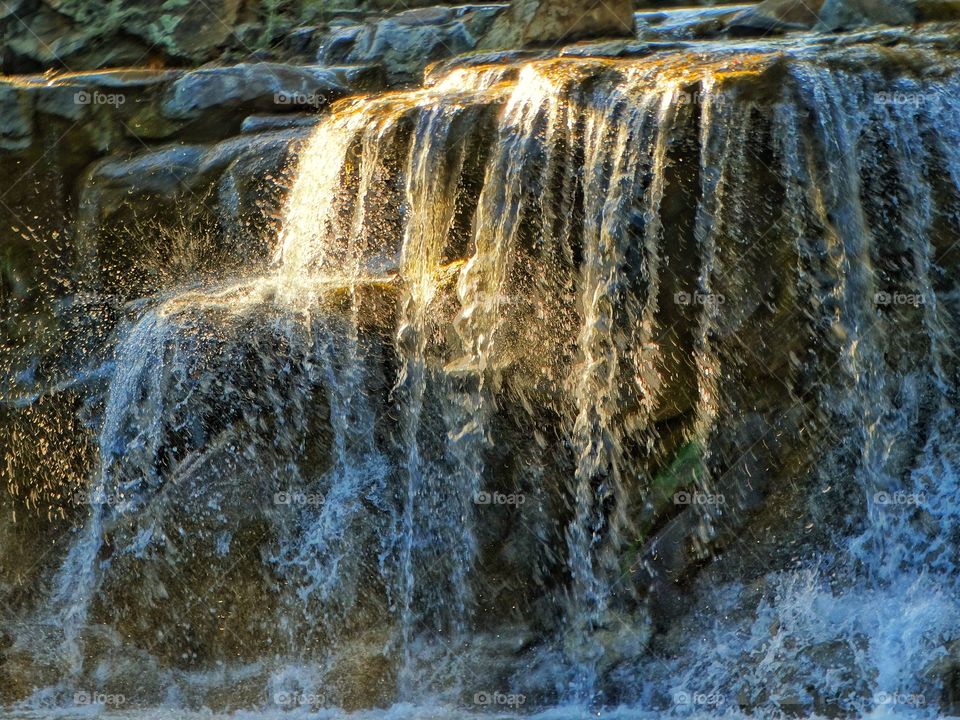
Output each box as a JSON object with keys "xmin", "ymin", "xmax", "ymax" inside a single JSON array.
[{"xmin": 0, "ymin": 0, "xmax": 450, "ymax": 73}]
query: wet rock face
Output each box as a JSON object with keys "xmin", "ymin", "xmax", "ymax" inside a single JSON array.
[
  {"xmin": 1, "ymin": 0, "xmax": 243, "ymax": 71},
  {"xmin": 816, "ymin": 0, "xmax": 917, "ymax": 28},
  {"xmin": 0, "ymin": 84, "xmax": 33, "ymax": 151},
  {"xmin": 0, "ymin": 0, "xmax": 488, "ymax": 73},
  {"xmin": 727, "ymin": 0, "xmax": 960, "ymax": 33},
  {"xmin": 317, "ymin": 5, "xmax": 504, "ymax": 85},
  {"xmin": 0, "ymin": 61, "xmax": 375, "ymax": 371},
  {"xmin": 725, "ymin": 0, "xmax": 826, "ymax": 33},
  {"xmin": 479, "ymin": 0, "xmax": 636, "ymax": 49},
  {"xmin": 0, "ymin": 64, "xmax": 375, "ymax": 145},
  {"xmin": 161, "ymin": 63, "xmax": 359, "ymax": 120},
  {"xmin": 75, "ymin": 129, "xmax": 307, "ymax": 299}
]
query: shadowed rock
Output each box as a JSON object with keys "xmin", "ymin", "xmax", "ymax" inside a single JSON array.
[
  {"xmin": 1, "ymin": 0, "xmax": 243, "ymax": 71},
  {"xmin": 317, "ymin": 5, "xmax": 504, "ymax": 84},
  {"xmin": 479, "ymin": 0, "xmax": 636, "ymax": 49},
  {"xmin": 727, "ymin": 0, "xmax": 960, "ymax": 33}
]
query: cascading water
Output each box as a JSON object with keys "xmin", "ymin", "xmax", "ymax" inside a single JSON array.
[{"xmin": 5, "ymin": 16, "xmax": 960, "ymax": 720}]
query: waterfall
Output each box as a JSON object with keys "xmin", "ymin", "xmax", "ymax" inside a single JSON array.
[
  {"xmin": 641, "ymin": 53, "xmax": 960, "ymax": 715},
  {"xmin": 21, "ymin": 27, "xmax": 960, "ymax": 718}
]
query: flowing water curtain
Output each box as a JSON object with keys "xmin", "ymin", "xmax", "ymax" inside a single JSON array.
[
  {"xmin": 272, "ymin": 95, "xmax": 414, "ymax": 282},
  {"xmin": 444, "ymin": 65, "xmax": 561, "ymax": 610},
  {"xmin": 686, "ymin": 60, "xmax": 833, "ymax": 558},
  {"xmin": 267, "ymin": 65, "xmax": 530, "ymax": 690},
  {"xmin": 861, "ymin": 71, "xmax": 960, "ymax": 578},
  {"xmin": 808, "ymin": 67, "xmax": 899, "ymax": 578},
  {"xmin": 687, "ymin": 73, "xmax": 734, "ymax": 532},
  {"xmin": 672, "ymin": 65, "xmax": 881, "ymax": 708},
  {"xmin": 52, "ymin": 309, "xmax": 177, "ymax": 673},
  {"xmin": 913, "ymin": 71, "xmax": 960, "ymax": 576},
  {"xmin": 650, "ymin": 53, "xmax": 960, "ymax": 712},
  {"xmin": 563, "ymin": 70, "xmax": 676, "ymax": 698},
  {"xmin": 790, "ymin": 62, "xmax": 940, "ymax": 580},
  {"xmin": 266, "ymin": 310, "xmax": 394, "ymax": 652},
  {"xmin": 395, "ymin": 101, "xmax": 479, "ymax": 691},
  {"xmin": 47, "ymin": 262, "xmax": 401, "ymax": 678},
  {"xmin": 273, "ymin": 104, "xmax": 368, "ymax": 280}
]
